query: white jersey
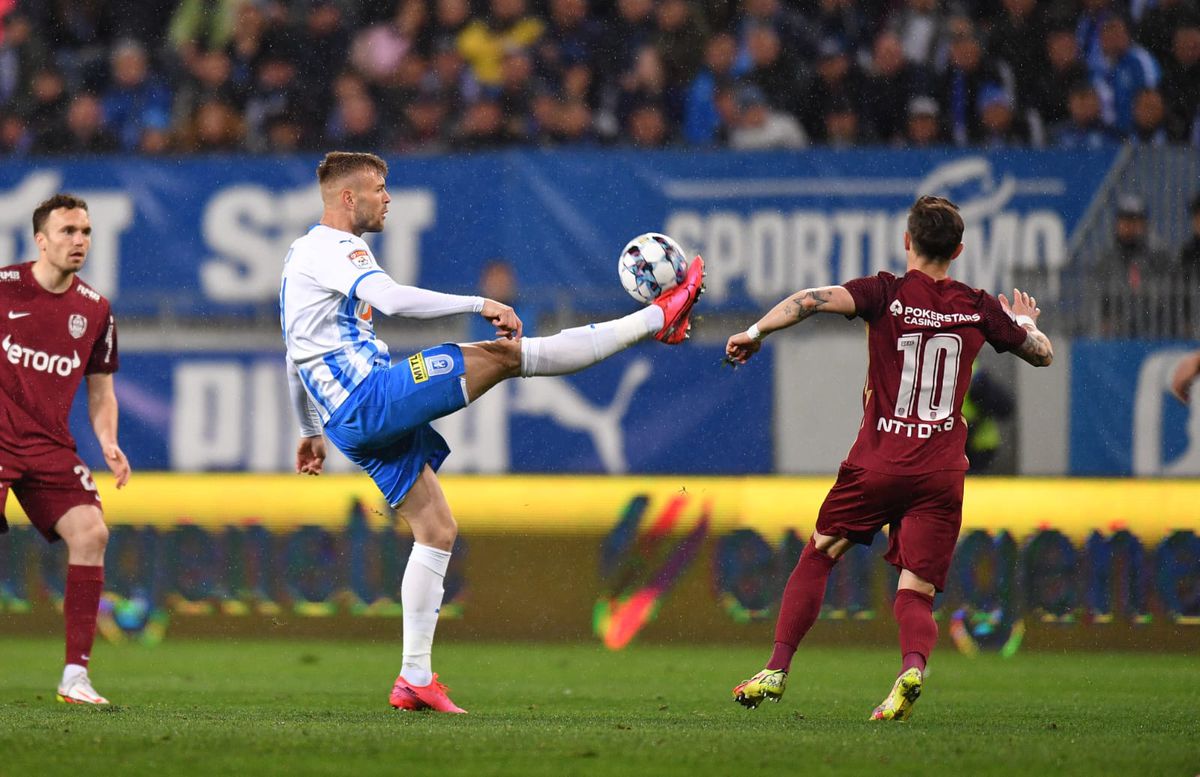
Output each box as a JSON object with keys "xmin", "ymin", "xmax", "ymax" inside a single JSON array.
[{"xmin": 280, "ymin": 224, "xmax": 390, "ymax": 421}]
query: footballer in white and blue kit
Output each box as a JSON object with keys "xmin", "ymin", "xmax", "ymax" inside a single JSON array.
[
  {"xmin": 281, "ymin": 152, "xmax": 706, "ymax": 713},
  {"xmin": 281, "ymin": 221, "xmax": 483, "ymax": 505}
]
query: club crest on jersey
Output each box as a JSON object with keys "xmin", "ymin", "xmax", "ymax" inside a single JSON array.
[
  {"xmin": 425, "ymin": 354, "xmax": 454, "ymax": 377},
  {"xmin": 68, "ymin": 314, "xmax": 87, "ymax": 339},
  {"xmin": 347, "ymin": 249, "xmax": 371, "ymax": 269},
  {"xmin": 889, "ymin": 299, "xmax": 903, "ymax": 316}
]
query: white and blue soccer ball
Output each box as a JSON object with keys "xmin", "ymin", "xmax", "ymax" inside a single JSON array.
[{"xmin": 618, "ymin": 232, "xmax": 689, "ymax": 304}]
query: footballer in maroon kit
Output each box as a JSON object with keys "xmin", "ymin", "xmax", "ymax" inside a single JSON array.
[
  {"xmin": 725, "ymin": 196, "xmax": 1054, "ymax": 721},
  {"xmin": 1, "ymin": 195, "xmax": 130, "ymax": 705}
]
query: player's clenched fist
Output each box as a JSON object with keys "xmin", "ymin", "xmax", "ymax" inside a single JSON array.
[
  {"xmin": 725, "ymin": 331, "xmax": 763, "ymax": 365},
  {"xmin": 481, "ymin": 299, "xmax": 522, "ymax": 339}
]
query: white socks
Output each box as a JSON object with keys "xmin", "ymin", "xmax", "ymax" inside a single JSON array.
[
  {"xmin": 519, "ymin": 306, "xmax": 663, "ymax": 377},
  {"xmin": 401, "ymin": 542, "xmax": 452, "ymax": 688},
  {"xmin": 62, "ymin": 664, "xmax": 87, "ymax": 686}
]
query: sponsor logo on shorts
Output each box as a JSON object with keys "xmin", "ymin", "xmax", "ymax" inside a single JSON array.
[
  {"xmin": 408, "ymin": 353, "xmax": 429, "ymax": 383},
  {"xmin": 426, "ymin": 354, "xmax": 454, "ymax": 377},
  {"xmin": 347, "ymin": 249, "xmax": 371, "ymax": 269},
  {"xmin": 68, "ymin": 314, "xmax": 87, "ymax": 339},
  {"xmin": 1, "ymin": 335, "xmax": 81, "ymax": 376}
]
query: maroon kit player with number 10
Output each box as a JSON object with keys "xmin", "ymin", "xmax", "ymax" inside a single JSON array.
[
  {"xmin": 0, "ymin": 195, "xmax": 130, "ymax": 705},
  {"xmin": 725, "ymin": 196, "xmax": 1054, "ymax": 721}
]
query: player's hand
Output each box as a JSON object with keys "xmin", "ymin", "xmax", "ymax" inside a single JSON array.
[
  {"xmin": 725, "ymin": 331, "xmax": 763, "ymax": 365},
  {"xmin": 481, "ymin": 299, "xmax": 523, "ymax": 339},
  {"xmin": 296, "ymin": 436, "xmax": 326, "ymax": 476},
  {"xmin": 104, "ymin": 442, "xmax": 131, "ymax": 488},
  {"xmin": 999, "ymin": 288, "xmax": 1040, "ymax": 326},
  {"xmin": 1170, "ymin": 352, "xmax": 1200, "ymax": 405}
]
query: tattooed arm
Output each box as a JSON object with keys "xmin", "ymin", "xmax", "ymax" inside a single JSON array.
[
  {"xmin": 725, "ymin": 286, "xmax": 855, "ymax": 365},
  {"xmin": 1000, "ymin": 288, "xmax": 1054, "ymax": 368}
]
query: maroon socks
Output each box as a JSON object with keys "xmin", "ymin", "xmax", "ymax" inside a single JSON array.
[
  {"xmin": 894, "ymin": 588, "xmax": 937, "ymax": 674},
  {"xmin": 64, "ymin": 564, "xmax": 104, "ymax": 668},
  {"xmin": 767, "ymin": 541, "xmax": 838, "ymax": 672}
]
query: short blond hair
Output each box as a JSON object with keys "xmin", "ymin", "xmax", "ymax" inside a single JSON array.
[{"xmin": 316, "ymin": 151, "xmax": 388, "ymax": 185}]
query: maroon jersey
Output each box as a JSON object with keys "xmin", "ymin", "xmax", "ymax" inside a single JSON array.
[
  {"xmin": 841, "ymin": 270, "xmax": 1026, "ymax": 474},
  {"xmin": 0, "ymin": 262, "xmax": 118, "ymax": 455}
]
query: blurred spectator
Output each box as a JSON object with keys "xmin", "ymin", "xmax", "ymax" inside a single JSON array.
[
  {"xmin": 22, "ymin": 68, "xmax": 70, "ymax": 147},
  {"xmin": 395, "ymin": 89, "xmax": 451, "ymax": 154},
  {"xmin": 0, "ymin": 112, "xmax": 32, "ymax": 155},
  {"xmin": 53, "ymin": 93, "xmax": 119, "ymax": 154},
  {"xmin": 683, "ymin": 32, "xmax": 738, "ymax": 145},
  {"xmin": 173, "ymin": 49, "xmax": 240, "ymax": 131},
  {"xmin": 243, "ymin": 40, "xmax": 306, "ymax": 153},
  {"xmin": 454, "ymin": 96, "xmax": 518, "ymax": 149},
  {"xmin": 654, "ymin": 0, "xmax": 708, "ymax": 92},
  {"xmin": 1161, "ymin": 24, "xmax": 1200, "ymax": 142},
  {"xmin": 1092, "ymin": 16, "xmax": 1160, "ymax": 135},
  {"xmin": 975, "ymin": 84, "xmax": 1030, "ymax": 147},
  {"xmin": 624, "ymin": 99, "xmax": 671, "ymax": 147},
  {"xmin": 457, "ymin": 0, "xmax": 545, "ymax": 87},
  {"xmin": 607, "ymin": 0, "xmax": 658, "ymax": 85},
  {"xmin": 811, "ymin": 0, "xmax": 868, "ymax": 54},
  {"xmin": 888, "ymin": 0, "xmax": 946, "ymax": 67},
  {"xmin": 496, "ymin": 47, "xmax": 542, "ymax": 141},
  {"xmin": 31, "ymin": 0, "xmax": 113, "ymax": 90},
  {"xmin": 350, "ymin": 0, "xmax": 430, "ymax": 87},
  {"xmin": 1179, "ymin": 193, "xmax": 1200, "ymax": 284},
  {"xmin": 536, "ymin": 0, "xmax": 606, "ymax": 96},
  {"xmin": 986, "ymin": 0, "xmax": 1045, "ymax": 109},
  {"xmin": 903, "ymin": 95, "xmax": 944, "ymax": 147},
  {"xmin": 744, "ymin": 24, "xmax": 803, "ymax": 117},
  {"xmin": 325, "ymin": 78, "xmax": 385, "ymax": 151},
  {"xmin": 821, "ymin": 95, "xmax": 860, "ymax": 147},
  {"xmin": 101, "ymin": 38, "xmax": 172, "ymax": 151},
  {"xmin": 553, "ymin": 99, "xmax": 597, "ymax": 145},
  {"xmin": 801, "ymin": 37, "xmax": 866, "ymax": 142},
  {"xmin": 1051, "ymin": 80, "xmax": 1122, "ymax": 148},
  {"xmin": 432, "ymin": 0, "xmax": 472, "ymax": 50},
  {"xmin": 1075, "ymin": 0, "xmax": 1116, "ymax": 74},
  {"xmin": 938, "ymin": 18, "xmax": 1012, "ymax": 146},
  {"xmin": 726, "ymin": 83, "xmax": 808, "ymax": 150},
  {"xmin": 469, "ymin": 259, "xmax": 523, "ymax": 341},
  {"xmin": 1030, "ymin": 27, "xmax": 1090, "ymax": 128},
  {"xmin": 179, "ymin": 97, "xmax": 243, "ymax": 152},
  {"xmin": 865, "ymin": 30, "xmax": 933, "ymax": 144},
  {"xmin": 169, "ymin": 0, "xmax": 239, "ymax": 62},
  {"xmin": 736, "ymin": 0, "xmax": 817, "ymax": 68},
  {"xmin": 294, "ymin": 1, "xmax": 351, "ymax": 112},
  {"xmin": 0, "ymin": 13, "xmax": 49, "ymax": 110},
  {"xmin": 616, "ymin": 45, "xmax": 681, "ymax": 134},
  {"xmin": 1130, "ymin": 88, "xmax": 1169, "ymax": 144},
  {"xmin": 1136, "ymin": 0, "xmax": 1200, "ymax": 66},
  {"xmin": 963, "ymin": 368, "xmax": 1014, "ymax": 473},
  {"xmin": 1097, "ymin": 194, "xmax": 1174, "ymax": 291},
  {"xmin": 226, "ymin": 1, "xmax": 268, "ymax": 95},
  {"xmin": 264, "ymin": 113, "xmax": 305, "ymax": 154}
]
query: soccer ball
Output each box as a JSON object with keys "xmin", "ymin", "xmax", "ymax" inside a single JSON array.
[{"xmin": 618, "ymin": 232, "xmax": 689, "ymax": 304}]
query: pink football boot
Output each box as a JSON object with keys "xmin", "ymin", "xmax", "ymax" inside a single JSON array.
[{"xmin": 389, "ymin": 673, "xmax": 467, "ymax": 714}]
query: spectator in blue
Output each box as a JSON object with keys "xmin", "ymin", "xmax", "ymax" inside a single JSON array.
[
  {"xmin": 1161, "ymin": 24, "xmax": 1200, "ymax": 142},
  {"xmin": 1051, "ymin": 79, "xmax": 1122, "ymax": 149},
  {"xmin": 684, "ymin": 32, "xmax": 738, "ymax": 145},
  {"xmin": 865, "ymin": 30, "xmax": 933, "ymax": 144},
  {"xmin": 1092, "ymin": 15, "xmax": 1160, "ymax": 135},
  {"xmin": 102, "ymin": 39, "xmax": 172, "ymax": 152},
  {"xmin": 536, "ymin": 0, "xmax": 606, "ymax": 97},
  {"xmin": 937, "ymin": 18, "xmax": 1011, "ymax": 147},
  {"xmin": 975, "ymin": 84, "xmax": 1030, "ymax": 147},
  {"xmin": 735, "ymin": 0, "xmax": 817, "ymax": 71}
]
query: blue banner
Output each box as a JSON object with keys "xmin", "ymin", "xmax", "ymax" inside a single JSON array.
[
  {"xmin": 68, "ymin": 344, "xmax": 772, "ymax": 474},
  {"xmin": 1069, "ymin": 340, "xmax": 1200, "ymax": 476},
  {"xmin": 0, "ymin": 149, "xmax": 1115, "ymax": 317}
]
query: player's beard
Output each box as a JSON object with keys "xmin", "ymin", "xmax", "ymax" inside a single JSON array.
[{"xmin": 355, "ymin": 211, "xmax": 385, "ymax": 234}]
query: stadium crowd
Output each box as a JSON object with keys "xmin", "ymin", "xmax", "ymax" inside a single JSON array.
[{"xmin": 0, "ymin": 0, "xmax": 1197, "ymax": 155}]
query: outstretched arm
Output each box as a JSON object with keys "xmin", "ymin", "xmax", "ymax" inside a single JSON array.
[
  {"xmin": 725, "ymin": 286, "xmax": 856, "ymax": 365},
  {"xmin": 85, "ymin": 373, "xmax": 131, "ymax": 488},
  {"xmin": 999, "ymin": 288, "xmax": 1054, "ymax": 367},
  {"xmin": 354, "ymin": 273, "xmax": 522, "ymax": 338}
]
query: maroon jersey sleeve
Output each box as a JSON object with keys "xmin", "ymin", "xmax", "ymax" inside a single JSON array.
[
  {"xmin": 979, "ymin": 292, "xmax": 1028, "ymax": 354},
  {"xmin": 86, "ymin": 305, "xmax": 118, "ymax": 375},
  {"xmin": 842, "ymin": 273, "xmax": 895, "ymax": 322}
]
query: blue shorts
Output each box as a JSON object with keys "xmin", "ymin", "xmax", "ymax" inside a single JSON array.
[{"xmin": 324, "ymin": 343, "xmax": 469, "ymax": 506}]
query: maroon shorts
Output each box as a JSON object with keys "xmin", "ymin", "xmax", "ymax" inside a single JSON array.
[
  {"xmin": 816, "ymin": 463, "xmax": 965, "ymax": 591},
  {"xmin": 0, "ymin": 447, "xmax": 103, "ymax": 542}
]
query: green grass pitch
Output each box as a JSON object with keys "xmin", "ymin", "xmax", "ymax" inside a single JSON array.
[{"xmin": 1, "ymin": 637, "xmax": 1196, "ymax": 776}]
